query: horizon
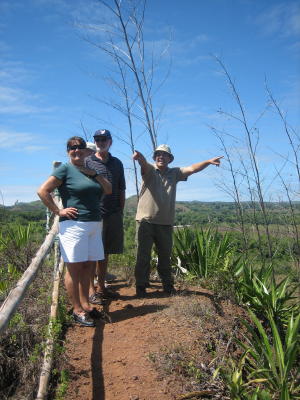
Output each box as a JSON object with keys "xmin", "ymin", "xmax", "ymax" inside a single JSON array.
[{"xmin": 2, "ymin": 197, "xmax": 299, "ymax": 209}]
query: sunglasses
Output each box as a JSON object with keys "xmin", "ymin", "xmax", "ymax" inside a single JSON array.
[
  {"xmin": 94, "ymin": 137, "xmax": 109, "ymax": 143},
  {"xmin": 68, "ymin": 144, "xmax": 86, "ymax": 151},
  {"xmin": 155, "ymin": 151, "xmax": 170, "ymax": 157}
]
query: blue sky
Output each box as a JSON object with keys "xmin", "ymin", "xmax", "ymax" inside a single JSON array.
[{"xmin": 0, "ymin": 0, "xmax": 299, "ymax": 205}]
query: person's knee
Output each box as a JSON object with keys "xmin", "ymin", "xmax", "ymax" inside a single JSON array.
[
  {"xmin": 136, "ymin": 253, "xmax": 151, "ymax": 267},
  {"xmin": 157, "ymin": 251, "xmax": 172, "ymax": 263}
]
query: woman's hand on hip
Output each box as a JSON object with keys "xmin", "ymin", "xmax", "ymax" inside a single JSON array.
[{"xmin": 59, "ymin": 207, "xmax": 78, "ymax": 219}]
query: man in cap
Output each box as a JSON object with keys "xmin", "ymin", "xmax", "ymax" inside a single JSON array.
[
  {"xmin": 85, "ymin": 129, "xmax": 126, "ymax": 303},
  {"xmin": 133, "ymin": 145, "xmax": 222, "ymax": 298}
]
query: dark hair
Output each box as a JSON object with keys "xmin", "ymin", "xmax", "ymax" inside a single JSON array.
[{"xmin": 66, "ymin": 136, "xmax": 86, "ymax": 151}]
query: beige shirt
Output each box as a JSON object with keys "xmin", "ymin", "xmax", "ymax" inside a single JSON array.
[{"xmin": 136, "ymin": 163, "xmax": 187, "ymax": 225}]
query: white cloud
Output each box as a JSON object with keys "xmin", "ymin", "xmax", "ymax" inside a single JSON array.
[
  {"xmin": 256, "ymin": 2, "xmax": 300, "ymax": 38},
  {"xmin": 23, "ymin": 145, "xmax": 47, "ymax": 152},
  {"xmin": 0, "ymin": 60, "xmax": 35, "ymax": 84},
  {"xmin": 0, "ymin": 130, "xmax": 35, "ymax": 147},
  {"xmin": 0, "ymin": 129, "xmax": 47, "ymax": 152},
  {"xmin": 165, "ymin": 104, "xmax": 220, "ymax": 122},
  {"xmin": 172, "ymin": 34, "xmax": 210, "ymax": 57},
  {"xmin": 0, "ymin": 85, "xmax": 54, "ymax": 115}
]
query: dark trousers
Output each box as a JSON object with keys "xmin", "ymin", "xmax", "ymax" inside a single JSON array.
[{"xmin": 135, "ymin": 220, "xmax": 173, "ymax": 288}]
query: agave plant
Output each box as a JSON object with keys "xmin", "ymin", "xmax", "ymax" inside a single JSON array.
[
  {"xmin": 236, "ymin": 263, "xmax": 298, "ymax": 331},
  {"xmin": 172, "ymin": 227, "xmax": 239, "ymax": 279},
  {"xmin": 0, "ymin": 263, "xmax": 21, "ymax": 298},
  {"xmin": 238, "ymin": 311, "xmax": 300, "ymax": 399},
  {"xmin": 214, "ymin": 351, "xmax": 272, "ymax": 400},
  {"xmin": 0, "ymin": 223, "xmax": 35, "ymax": 271}
]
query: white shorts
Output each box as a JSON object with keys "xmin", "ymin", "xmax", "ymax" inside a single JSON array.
[{"xmin": 59, "ymin": 220, "xmax": 104, "ymax": 263}]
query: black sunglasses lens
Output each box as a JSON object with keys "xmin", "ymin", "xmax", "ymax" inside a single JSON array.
[
  {"xmin": 95, "ymin": 137, "xmax": 108, "ymax": 142},
  {"xmin": 69, "ymin": 144, "xmax": 85, "ymax": 150}
]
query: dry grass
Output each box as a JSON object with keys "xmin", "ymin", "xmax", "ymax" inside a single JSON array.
[{"xmin": 148, "ymin": 293, "xmax": 246, "ymax": 399}]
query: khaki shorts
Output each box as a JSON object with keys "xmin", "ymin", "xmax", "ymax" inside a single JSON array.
[{"xmin": 102, "ymin": 211, "xmax": 124, "ymax": 254}]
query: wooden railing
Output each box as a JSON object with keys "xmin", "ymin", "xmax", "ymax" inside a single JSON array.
[
  {"xmin": 0, "ymin": 162, "xmax": 64, "ymax": 399},
  {"xmin": 36, "ymin": 256, "xmax": 64, "ymax": 400},
  {"xmin": 0, "ymin": 217, "xmax": 59, "ymax": 334},
  {"xmin": 0, "ymin": 216, "xmax": 64, "ymax": 399}
]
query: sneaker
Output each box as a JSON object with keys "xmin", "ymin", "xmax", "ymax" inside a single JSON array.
[
  {"xmin": 73, "ymin": 312, "xmax": 95, "ymax": 327},
  {"xmin": 89, "ymin": 293, "xmax": 107, "ymax": 305},
  {"xmin": 136, "ymin": 286, "xmax": 147, "ymax": 298}
]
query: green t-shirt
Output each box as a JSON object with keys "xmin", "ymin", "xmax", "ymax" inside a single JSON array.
[{"xmin": 52, "ymin": 163, "xmax": 103, "ymax": 222}]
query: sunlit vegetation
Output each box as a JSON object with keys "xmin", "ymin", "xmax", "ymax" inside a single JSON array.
[{"xmin": 1, "ymin": 199, "xmax": 299, "ymax": 399}]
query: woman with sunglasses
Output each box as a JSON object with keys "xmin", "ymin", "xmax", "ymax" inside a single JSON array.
[{"xmin": 37, "ymin": 136, "xmax": 112, "ymax": 327}]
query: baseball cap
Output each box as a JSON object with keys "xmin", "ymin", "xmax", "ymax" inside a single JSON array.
[{"xmin": 93, "ymin": 129, "xmax": 112, "ymax": 139}]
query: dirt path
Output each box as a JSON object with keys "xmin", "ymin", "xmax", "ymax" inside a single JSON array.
[{"xmin": 63, "ymin": 281, "xmax": 241, "ymax": 400}]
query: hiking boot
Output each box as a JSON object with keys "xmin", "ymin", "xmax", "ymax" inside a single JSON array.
[
  {"xmin": 102, "ymin": 287, "xmax": 120, "ymax": 299},
  {"xmin": 89, "ymin": 293, "xmax": 107, "ymax": 305},
  {"xmin": 136, "ymin": 286, "xmax": 147, "ymax": 298},
  {"xmin": 163, "ymin": 285, "xmax": 177, "ymax": 296},
  {"xmin": 88, "ymin": 308, "xmax": 105, "ymax": 320},
  {"xmin": 105, "ymin": 272, "xmax": 117, "ymax": 282},
  {"xmin": 73, "ymin": 312, "xmax": 95, "ymax": 327}
]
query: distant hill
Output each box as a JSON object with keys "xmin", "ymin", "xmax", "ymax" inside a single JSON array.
[
  {"xmin": 0, "ymin": 200, "xmax": 46, "ymax": 224},
  {"xmin": 124, "ymin": 196, "xmax": 239, "ymax": 224},
  {"xmin": 1, "ymin": 197, "xmax": 299, "ymax": 226},
  {"xmin": 2, "ymin": 200, "xmax": 46, "ymax": 212},
  {"xmin": 124, "ymin": 196, "xmax": 300, "ymax": 225},
  {"xmin": 124, "ymin": 195, "xmax": 236, "ymax": 214},
  {"xmin": 124, "ymin": 195, "xmax": 138, "ymax": 214}
]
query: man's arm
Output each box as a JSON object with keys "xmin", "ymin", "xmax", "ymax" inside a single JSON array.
[
  {"xmin": 132, "ymin": 150, "xmax": 152, "ymax": 175},
  {"xmin": 181, "ymin": 156, "xmax": 223, "ymax": 178},
  {"xmin": 77, "ymin": 166, "xmax": 112, "ymax": 194}
]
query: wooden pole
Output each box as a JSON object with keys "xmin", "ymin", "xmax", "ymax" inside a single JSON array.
[
  {"xmin": 0, "ymin": 217, "xmax": 59, "ymax": 334},
  {"xmin": 36, "ymin": 257, "xmax": 64, "ymax": 400}
]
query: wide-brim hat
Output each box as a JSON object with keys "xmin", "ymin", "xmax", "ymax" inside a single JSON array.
[
  {"xmin": 86, "ymin": 142, "xmax": 96, "ymax": 151},
  {"xmin": 93, "ymin": 129, "xmax": 112, "ymax": 139},
  {"xmin": 153, "ymin": 144, "xmax": 174, "ymax": 163}
]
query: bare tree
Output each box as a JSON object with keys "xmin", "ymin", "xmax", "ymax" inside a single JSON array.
[
  {"xmin": 210, "ymin": 126, "xmax": 248, "ymax": 252},
  {"xmin": 266, "ymin": 83, "xmax": 300, "ymax": 184},
  {"xmin": 214, "ymin": 56, "xmax": 273, "ymax": 260},
  {"xmin": 77, "ymin": 0, "xmax": 171, "ymax": 197},
  {"xmin": 212, "ymin": 56, "xmax": 300, "ymax": 289}
]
